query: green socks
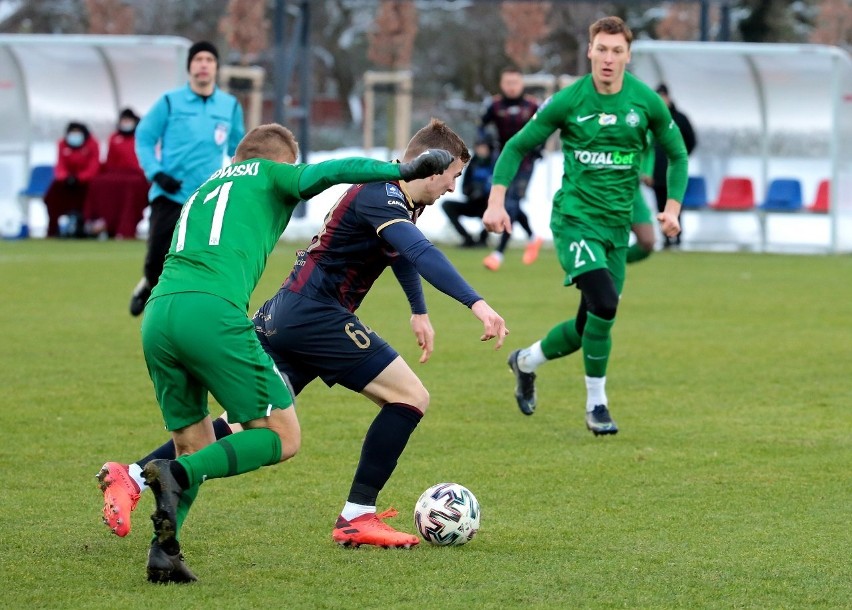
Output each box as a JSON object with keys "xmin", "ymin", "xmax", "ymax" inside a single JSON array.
[
  {"xmin": 533, "ymin": 311, "xmax": 615, "ymax": 378},
  {"xmin": 163, "ymin": 428, "xmax": 282, "ymax": 542},
  {"xmin": 175, "ymin": 484, "xmax": 199, "ymax": 540},
  {"xmin": 176, "ymin": 427, "xmax": 283, "ymax": 488},
  {"xmin": 582, "ymin": 313, "xmax": 614, "ymax": 377},
  {"xmin": 540, "ymin": 319, "xmax": 582, "ymax": 359},
  {"xmin": 626, "ymin": 242, "xmax": 651, "ymax": 263}
]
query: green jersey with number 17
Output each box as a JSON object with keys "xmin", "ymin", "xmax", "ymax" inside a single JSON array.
[
  {"xmin": 493, "ymin": 72, "xmax": 688, "ymax": 227},
  {"xmin": 150, "ymin": 157, "xmax": 404, "ymax": 311}
]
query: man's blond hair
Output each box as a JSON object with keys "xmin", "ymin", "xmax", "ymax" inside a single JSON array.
[{"xmin": 234, "ymin": 123, "xmax": 299, "ymax": 163}]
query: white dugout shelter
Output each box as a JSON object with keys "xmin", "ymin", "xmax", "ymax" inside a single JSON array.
[
  {"xmin": 629, "ymin": 41, "xmax": 852, "ymax": 253},
  {"xmin": 0, "ymin": 35, "xmax": 191, "ymax": 235}
]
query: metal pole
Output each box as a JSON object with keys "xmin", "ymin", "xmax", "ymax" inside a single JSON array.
[
  {"xmin": 292, "ymin": 0, "xmax": 311, "ymax": 218},
  {"xmin": 273, "ymin": 0, "xmax": 287, "ymax": 124},
  {"xmin": 298, "ymin": 0, "xmax": 311, "ymax": 163},
  {"xmin": 719, "ymin": 2, "xmax": 731, "ymax": 42},
  {"xmin": 699, "ymin": 0, "xmax": 709, "ymax": 42}
]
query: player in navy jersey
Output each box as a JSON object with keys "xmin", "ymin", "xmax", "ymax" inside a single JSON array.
[
  {"xmin": 97, "ymin": 119, "xmax": 509, "ymax": 550},
  {"xmin": 101, "ymin": 122, "xmax": 454, "ymax": 583},
  {"xmin": 479, "ymin": 67, "xmax": 544, "ymax": 271}
]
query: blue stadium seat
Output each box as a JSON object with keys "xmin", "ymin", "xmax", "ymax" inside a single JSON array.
[
  {"xmin": 19, "ymin": 164, "xmax": 54, "ymax": 198},
  {"xmin": 760, "ymin": 178, "xmax": 803, "ymax": 212},
  {"xmin": 15, "ymin": 165, "xmax": 55, "ymax": 238},
  {"xmin": 681, "ymin": 175, "xmax": 708, "ymax": 209}
]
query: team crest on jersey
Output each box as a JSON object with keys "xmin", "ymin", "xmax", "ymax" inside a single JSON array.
[
  {"xmin": 214, "ymin": 122, "xmax": 229, "ymax": 146},
  {"xmin": 625, "ymin": 110, "xmax": 640, "ymax": 127},
  {"xmin": 386, "ymin": 183, "xmax": 405, "ymax": 200},
  {"xmin": 599, "ymin": 114, "xmax": 617, "ymax": 126}
]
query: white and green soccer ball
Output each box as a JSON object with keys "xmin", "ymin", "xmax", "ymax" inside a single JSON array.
[{"xmin": 413, "ymin": 482, "xmax": 480, "ymax": 546}]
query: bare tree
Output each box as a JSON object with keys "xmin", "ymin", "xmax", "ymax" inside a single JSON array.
[
  {"xmin": 655, "ymin": 2, "xmax": 699, "ymax": 41},
  {"xmin": 367, "ymin": 0, "xmax": 418, "ymax": 69},
  {"xmin": 85, "ymin": 0, "xmax": 135, "ymax": 35},
  {"xmin": 738, "ymin": 0, "xmax": 790, "ymax": 42},
  {"xmin": 0, "ymin": 0, "xmax": 87, "ymax": 33},
  {"xmin": 811, "ymin": 0, "xmax": 852, "ymax": 45},
  {"xmin": 542, "ymin": 2, "xmax": 612, "ymax": 77},
  {"xmin": 132, "ymin": 0, "xmax": 228, "ymax": 43},
  {"xmin": 219, "ymin": 0, "xmax": 270, "ymax": 64},
  {"xmin": 500, "ymin": 1, "xmax": 552, "ymax": 71}
]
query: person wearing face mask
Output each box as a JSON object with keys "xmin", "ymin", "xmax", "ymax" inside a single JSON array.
[
  {"xmin": 103, "ymin": 108, "xmax": 143, "ymax": 173},
  {"xmin": 83, "ymin": 108, "xmax": 149, "ymax": 239},
  {"xmin": 128, "ymin": 41, "xmax": 245, "ymax": 316},
  {"xmin": 44, "ymin": 121, "xmax": 101, "ymax": 237}
]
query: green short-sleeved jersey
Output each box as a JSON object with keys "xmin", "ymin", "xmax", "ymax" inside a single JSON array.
[
  {"xmin": 493, "ymin": 72, "xmax": 688, "ymax": 227},
  {"xmin": 150, "ymin": 157, "xmax": 403, "ymax": 311}
]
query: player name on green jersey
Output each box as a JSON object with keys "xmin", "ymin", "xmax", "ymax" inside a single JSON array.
[{"xmin": 209, "ymin": 161, "xmax": 260, "ymax": 179}]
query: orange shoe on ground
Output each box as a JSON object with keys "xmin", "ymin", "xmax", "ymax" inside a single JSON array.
[
  {"xmin": 482, "ymin": 252, "xmax": 503, "ymax": 271},
  {"xmin": 96, "ymin": 462, "xmax": 140, "ymax": 537},
  {"xmin": 522, "ymin": 236, "xmax": 544, "ymax": 265},
  {"xmin": 332, "ymin": 508, "xmax": 420, "ymax": 548}
]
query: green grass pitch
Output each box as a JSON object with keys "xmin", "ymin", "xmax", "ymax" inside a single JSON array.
[{"xmin": 0, "ymin": 238, "xmax": 849, "ymax": 608}]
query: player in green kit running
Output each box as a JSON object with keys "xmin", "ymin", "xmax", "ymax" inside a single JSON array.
[
  {"xmin": 137, "ymin": 123, "xmax": 453, "ymax": 583},
  {"xmin": 484, "ymin": 16, "xmax": 688, "ymax": 435}
]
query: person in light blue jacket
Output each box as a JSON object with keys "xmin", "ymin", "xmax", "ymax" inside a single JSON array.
[{"xmin": 129, "ymin": 40, "xmax": 245, "ymax": 316}]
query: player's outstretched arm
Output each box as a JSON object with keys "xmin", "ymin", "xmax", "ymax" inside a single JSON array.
[
  {"xmin": 296, "ymin": 154, "xmax": 447, "ymax": 199},
  {"xmin": 399, "ymin": 149, "xmax": 454, "ymax": 181},
  {"xmin": 470, "ymin": 300, "xmax": 509, "ymax": 349}
]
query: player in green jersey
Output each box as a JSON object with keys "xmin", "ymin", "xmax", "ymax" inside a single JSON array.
[
  {"xmin": 138, "ymin": 123, "xmax": 453, "ymax": 583},
  {"xmin": 484, "ymin": 16, "xmax": 688, "ymax": 435}
]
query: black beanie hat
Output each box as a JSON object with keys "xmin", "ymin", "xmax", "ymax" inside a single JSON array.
[{"xmin": 187, "ymin": 41, "xmax": 219, "ymax": 71}]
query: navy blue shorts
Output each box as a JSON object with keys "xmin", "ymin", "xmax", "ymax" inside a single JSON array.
[{"xmin": 253, "ymin": 289, "xmax": 399, "ymax": 395}]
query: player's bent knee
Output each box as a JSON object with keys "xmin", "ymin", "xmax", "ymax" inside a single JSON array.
[
  {"xmin": 577, "ymin": 269, "xmax": 619, "ymax": 320},
  {"xmin": 264, "ymin": 407, "xmax": 301, "ymax": 462},
  {"xmin": 589, "ymin": 295, "xmax": 618, "ymax": 321},
  {"xmin": 413, "ymin": 384, "xmax": 430, "ymax": 414},
  {"xmin": 633, "ymin": 224, "xmax": 655, "ymax": 251}
]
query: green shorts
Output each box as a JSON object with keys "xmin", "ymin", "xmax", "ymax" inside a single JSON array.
[
  {"xmin": 550, "ymin": 213, "xmax": 630, "ymax": 294},
  {"xmin": 141, "ymin": 292, "xmax": 294, "ymax": 431},
  {"xmin": 631, "ymin": 188, "xmax": 654, "ymax": 225}
]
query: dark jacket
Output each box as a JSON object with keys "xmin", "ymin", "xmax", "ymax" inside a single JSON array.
[{"xmin": 653, "ymin": 103, "xmax": 696, "ymax": 186}]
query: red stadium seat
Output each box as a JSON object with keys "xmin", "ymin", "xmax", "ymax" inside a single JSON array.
[
  {"xmin": 808, "ymin": 179, "xmax": 830, "ymax": 213},
  {"xmin": 711, "ymin": 177, "xmax": 755, "ymax": 211}
]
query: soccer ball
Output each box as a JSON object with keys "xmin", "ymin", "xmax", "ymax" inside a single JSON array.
[{"xmin": 413, "ymin": 482, "xmax": 481, "ymax": 546}]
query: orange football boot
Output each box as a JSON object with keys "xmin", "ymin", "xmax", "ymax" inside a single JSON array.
[
  {"xmin": 96, "ymin": 462, "xmax": 140, "ymax": 537},
  {"xmin": 522, "ymin": 236, "xmax": 544, "ymax": 265},
  {"xmin": 332, "ymin": 508, "xmax": 419, "ymax": 548}
]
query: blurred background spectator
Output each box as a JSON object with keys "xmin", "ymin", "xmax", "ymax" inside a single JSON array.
[
  {"xmin": 43, "ymin": 122, "xmax": 100, "ymax": 238},
  {"xmin": 83, "ymin": 108, "xmax": 150, "ymax": 239}
]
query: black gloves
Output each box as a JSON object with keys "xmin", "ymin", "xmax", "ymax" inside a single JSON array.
[
  {"xmin": 399, "ymin": 149, "xmax": 454, "ymax": 181},
  {"xmin": 153, "ymin": 171, "xmax": 183, "ymax": 194}
]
